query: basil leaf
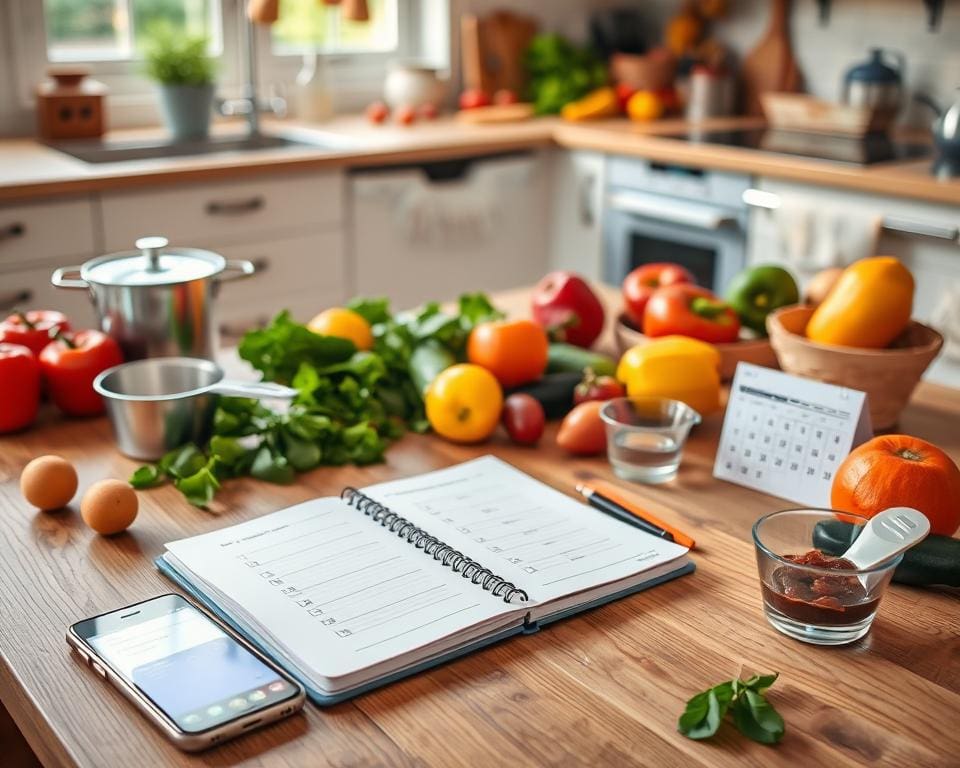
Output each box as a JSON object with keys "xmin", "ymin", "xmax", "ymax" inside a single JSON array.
[
  {"xmin": 282, "ymin": 429, "xmax": 322, "ymax": 472},
  {"xmin": 744, "ymin": 673, "xmax": 779, "ymax": 693},
  {"xmin": 129, "ymin": 465, "xmax": 162, "ymax": 489},
  {"xmin": 731, "ymin": 690, "xmax": 785, "ymax": 745},
  {"xmin": 250, "ymin": 446, "xmax": 295, "ymax": 485},
  {"xmin": 174, "ymin": 463, "xmax": 221, "ymax": 508},
  {"xmin": 347, "ymin": 297, "xmax": 391, "ymax": 325},
  {"xmin": 677, "ymin": 683, "xmax": 733, "ymax": 740},
  {"xmin": 160, "ymin": 444, "xmax": 206, "ymax": 479},
  {"xmin": 457, "ymin": 292, "xmax": 504, "ymax": 328}
]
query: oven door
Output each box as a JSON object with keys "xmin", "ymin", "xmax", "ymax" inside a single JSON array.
[{"xmin": 603, "ymin": 189, "xmax": 747, "ymax": 294}]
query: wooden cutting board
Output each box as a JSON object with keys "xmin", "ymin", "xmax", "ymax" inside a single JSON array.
[
  {"xmin": 741, "ymin": 0, "xmax": 802, "ymax": 116},
  {"xmin": 460, "ymin": 10, "xmax": 538, "ymax": 96}
]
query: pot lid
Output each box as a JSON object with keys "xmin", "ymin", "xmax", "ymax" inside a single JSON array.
[
  {"xmin": 845, "ymin": 48, "xmax": 902, "ymax": 84},
  {"xmin": 82, "ymin": 237, "xmax": 225, "ymax": 286}
]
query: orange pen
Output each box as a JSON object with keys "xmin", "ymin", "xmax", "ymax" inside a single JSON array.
[{"xmin": 579, "ymin": 480, "xmax": 696, "ymax": 550}]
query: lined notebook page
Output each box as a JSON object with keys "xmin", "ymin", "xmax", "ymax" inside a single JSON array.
[
  {"xmin": 164, "ymin": 497, "xmax": 516, "ymax": 682},
  {"xmin": 362, "ymin": 456, "xmax": 689, "ymax": 606}
]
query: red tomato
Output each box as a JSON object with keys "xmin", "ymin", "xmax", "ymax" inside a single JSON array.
[
  {"xmin": 419, "ymin": 102, "xmax": 439, "ymax": 120},
  {"xmin": 556, "ymin": 401, "xmax": 607, "ymax": 456},
  {"xmin": 0, "ymin": 310, "xmax": 70, "ymax": 356},
  {"xmin": 366, "ymin": 101, "xmax": 389, "ymax": 124},
  {"xmin": 501, "ymin": 393, "xmax": 545, "ymax": 445},
  {"xmin": 493, "ymin": 89, "xmax": 519, "ymax": 105},
  {"xmin": 39, "ymin": 329, "xmax": 123, "ymax": 417},
  {"xmin": 573, "ymin": 369, "xmax": 625, "ymax": 405},
  {"xmin": 531, "ymin": 271, "xmax": 605, "ymax": 348},
  {"xmin": 467, "ymin": 319, "xmax": 549, "ymax": 388},
  {"xmin": 459, "ymin": 88, "xmax": 491, "ymax": 110},
  {"xmin": 0, "ymin": 343, "xmax": 40, "ymax": 433},
  {"xmin": 615, "ymin": 83, "xmax": 637, "ymax": 112},
  {"xmin": 394, "ymin": 105, "xmax": 417, "ymax": 125},
  {"xmin": 643, "ymin": 283, "xmax": 740, "ymax": 344},
  {"xmin": 623, "ymin": 263, "xmax": 696, "ymax": 328}
]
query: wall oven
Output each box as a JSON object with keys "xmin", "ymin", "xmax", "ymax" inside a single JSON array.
[{"xmin": 603, "ymin": 157, "xmax": 751, "ymax": 295}]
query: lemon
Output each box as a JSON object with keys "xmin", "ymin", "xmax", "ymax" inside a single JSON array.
[
  {"xmin": 307, "ymin": 307, "xmax": 374, "ymax": 350},
  {"xmin": 627, "ymin": 91, "xmax": 664, "ymax": 122}
]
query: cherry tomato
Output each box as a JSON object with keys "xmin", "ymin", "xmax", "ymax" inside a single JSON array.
[
  {"xmin": 0, "ymin": 310, "xmax": 70, "ymax": 356},
  {"xmin": 419, "ymin": 102, "xmax": 439, "ymax": 120},
  {"xmin": 459, "ymin": 88, "xmax": 491, "ymax": 110},
  {"xmin": 39, "ymin": 329, "xmax": 123, "ymax": 417},
  {"xmin": 556, "ymin": 401, "xmax": 607, "ymax": 456},
  {"xmin": 573, "ymin": 369, "xmax": 625, "ymax": 405},
  {"xmin": 501, "ymin": 393, "xmax": 545, "ymax": 445},
  {"xmin": 366, "ymin": 101, "xmax": 389, "ymax": 124},
  {"xmin": 493, "ymin": 89, "xmax": 518, "ymax": 105},
  {"xmin": 622, "ymin": 263, "xmax": 695, "ymax": 328},
  {"xmin": 643, "ymin": 283, "xmax": 741, "ymax": 344},
  {"xmin": 0, "ymin": 343, "xmax": 40, "ymax": 433},
  {"xmin": 394, "ymin": 105, "xmax": 417, "ymax": 125}
]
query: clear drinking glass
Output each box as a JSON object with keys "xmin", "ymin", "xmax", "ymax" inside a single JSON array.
[
  {"xmin": 599, "ymin": 397, "xmax": 701, "ymax": 484},
  {"xmin": 752, "ymin": 509, "xmax": 902, "ymax": 646}
]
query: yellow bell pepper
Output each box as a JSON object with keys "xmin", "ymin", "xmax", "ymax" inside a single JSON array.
[
  {"xmin": 806, "ymin": 256, "xmax": 914, "ymax": 348},
  {"xmin": 616, "ymin": 336, "xmax": 721, "ymax": 415},
  {"xmin": 561, "ymin": 87, "xmax": 620, "ymax": 122}
]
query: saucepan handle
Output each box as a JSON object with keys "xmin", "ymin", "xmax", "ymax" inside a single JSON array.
[
  {"xmin": 216, "ymin": 259, "xmax": 257, "ymax": 283},
  {"xmin": 210, "ymin": 380, "xmax": 299, "ymax": 399},
  {"xmin": 51, "ymin": 266, "xmax": 89, "ymax": 289}
]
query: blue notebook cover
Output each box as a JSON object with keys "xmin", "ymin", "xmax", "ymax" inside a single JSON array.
[{"xmin": 155, "ymin": 555, "xmax": 694, "ymax": 706}]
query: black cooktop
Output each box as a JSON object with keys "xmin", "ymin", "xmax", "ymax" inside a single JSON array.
[{"xmin": 669, "ymin": 128, "xmax": 932, "ymax": 166}]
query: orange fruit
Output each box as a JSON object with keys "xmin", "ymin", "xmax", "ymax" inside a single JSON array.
[
  {"xmin": 466, "ymin": 319, "xmax": 549, "ymax": 388},
  {"xmin": 425, "ymin": 364, "xmax": 503, "ymax": 443},
  {"xmin": 307, "ymin": 308, "xmax": 374, "ymax": 350},
  {"xmin": 627, "ymin": 90, "xmax": 664, "ymax": 122}
]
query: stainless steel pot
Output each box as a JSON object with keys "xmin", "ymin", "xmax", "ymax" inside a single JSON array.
[
  {"xmin": 51, "ymin": 236, "xmax": 255, "ymax": 361},
  {"xmin": 94, "ymin": 357, "xmax": 297, "ymax": 460}
]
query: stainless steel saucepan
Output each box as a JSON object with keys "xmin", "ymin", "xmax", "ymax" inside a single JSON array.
[
  {"xmin": 52, "ymin": 236, "xmax": 256, "ymax": 361},
  {"xmin": 94, "ymin": 357, "xmax": 297, "ymax": 460}
]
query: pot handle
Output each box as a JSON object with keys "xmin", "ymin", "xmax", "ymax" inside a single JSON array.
[
  {"xmin": 217, "ymin": 259, "xmax": 257, "ymax": 283},
  {"xmin": 51, "ymin": 266, "xmax": 89, "ymax": 289},
  {"xmin": 209, "ymin": 380, "xmax": 299, "ymax": 399}
]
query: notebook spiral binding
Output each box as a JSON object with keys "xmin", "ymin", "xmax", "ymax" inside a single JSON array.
[{"xmin": 341, "ymin": 488, "xmax": 529, "ymax": 604}]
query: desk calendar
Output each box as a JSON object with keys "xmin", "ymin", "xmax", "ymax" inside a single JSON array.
[{"xmin": 713, "ymin": 363, "xmax": 873, "ymax": 507}]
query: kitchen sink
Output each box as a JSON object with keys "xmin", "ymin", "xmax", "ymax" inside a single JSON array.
[{"xmin": 48, "ymin": 132, "xmax": 353, "ymax": 164}]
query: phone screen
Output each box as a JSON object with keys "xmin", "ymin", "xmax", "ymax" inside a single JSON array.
[{"xmin": 73, "ymin": 595, "xmax": 299, "ymax": 733}]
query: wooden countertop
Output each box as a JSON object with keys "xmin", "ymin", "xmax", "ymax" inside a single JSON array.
[
  {"xmin": 1, "ymin": 286, "xmax": 959, "ymax": 768},
  {"xmin": 2, "ymin": 115, "xmax": 959, "ymax": 206}
]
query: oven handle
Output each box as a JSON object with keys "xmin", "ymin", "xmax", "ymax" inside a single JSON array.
[
  {"xmin": 606, "ymin": 191, "xmax": 737, "ymax": 230},
  {"xmin": 742, "ymin": 189, "xmax": 960, "ymax": 242}
]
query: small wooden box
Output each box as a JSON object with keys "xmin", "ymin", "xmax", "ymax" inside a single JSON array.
[{"xmin": 36, "ymin": 69, "xmax": 107, "ymax": 140}]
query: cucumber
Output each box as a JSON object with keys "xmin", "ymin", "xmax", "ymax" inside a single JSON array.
[
  {"xmin": 546, "ymin": 343, "xmax": 617, "ymax": 377},
  {"xmin": 506, "ymin": 372, "xmax": 581, "ymax": 420},
  {"xmin": 813, "ymin": 519, "xmax": 960, "ymax": 587},
  {"xmin": 409, "ymin": 340, "xmax": 456, "ymax": 396}
]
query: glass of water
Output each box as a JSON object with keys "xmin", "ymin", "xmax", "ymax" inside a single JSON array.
[{"xmin": 599, "ymin": 397, "xmax": 701, "ymax": 484}]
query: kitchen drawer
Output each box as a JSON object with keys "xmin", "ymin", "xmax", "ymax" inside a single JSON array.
[
  {"xmin": 214, "ymin": 231, "xmax": 346, "ymax": 337},
  {"xmin": 0, "ymin": 197, "xmax": 98, "ymax": 269},
  {"xmin": 100, "ymin": 172, "xmax": 344, "ymax": 251},
  {"xmin": 0, "ymin": 264, "xmax": 97, "ymax": 325}
]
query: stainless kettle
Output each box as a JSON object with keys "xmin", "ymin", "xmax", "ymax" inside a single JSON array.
[
  {"xmin": 842, "ymin": 48, "xmax": 904, "ymax": 130},
  {"xmin": 917, "ymin": 88, "xmax": 960, "ymax": 178}
]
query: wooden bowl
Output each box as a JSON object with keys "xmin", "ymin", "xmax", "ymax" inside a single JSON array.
[
  {"xmin": 766, "ymin": 305, "xmax": 943, "ymax": 430},
  {"xmin": 614, "ymin": 313, "xmax": 779, "ymax": 382}
]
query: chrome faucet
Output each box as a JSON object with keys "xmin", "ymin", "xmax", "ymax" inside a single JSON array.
[{"xmin": 216, "ymin": 12, "xmax": 286, "ymax": 136}]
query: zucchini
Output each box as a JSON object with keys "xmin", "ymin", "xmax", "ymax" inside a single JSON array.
[
  {"xmin": 506, "ymin": 372, "xmax": 581, "ymax": 420},
  {"xmin": 813, "ymin": 519, "xmax": 960, "ymax": 587},
  {"xmin": 409, "ymin": 340, "xmax": 456, "ymax": 396},
  {"xmin": 546, "ymin": 343, "xmax": 617, "ymax": 377}
]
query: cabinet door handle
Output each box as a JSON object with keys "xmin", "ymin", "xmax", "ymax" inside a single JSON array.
[
  {"xmin": 0, "ymin": 289, "xmax": 32, "ymax": 311},
  {"xmin": 0, "ymin": 222, "xmax": 25, "ymax": 242},
  {"xmin": 578, "ymin": 173, "xmax": 595, "ymax": 227},
  {"xmin": 205, "ymin": 196, "xmax": 265, "ymax": 216}
]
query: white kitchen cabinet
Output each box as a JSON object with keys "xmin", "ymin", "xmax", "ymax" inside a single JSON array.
[
  {"xmin": 548, "ymin": 149, "xmax": 606, "ymax": 280},
  {"xmin": 746, "ymin": 177, "xmax": 960, "ymax": 387},
  {"xmin": 0, "ymin": 263, "xmax": 98, "ymax": 325},
  {"xmin": 349, "ymin": 152, "xmax": 550, "ymax": 309},
  {"xmin": 100, "ymin": 172, "xmax": 344, "ymax": 252}
]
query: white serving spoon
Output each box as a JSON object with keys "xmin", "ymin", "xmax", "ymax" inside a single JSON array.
[{"xmin": 841, "ymin": 507, "xmax": 930, "ymax": 588}]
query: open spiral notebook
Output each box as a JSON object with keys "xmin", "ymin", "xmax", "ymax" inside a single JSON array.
[{"xmin": 157, "ymin": 456, "xmax": 694, "ymax": 705}]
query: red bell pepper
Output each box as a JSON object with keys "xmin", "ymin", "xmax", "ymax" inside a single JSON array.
[
  {"xmin": 39, "ymin": 329, "xmax": 123, "ymax": 417},
  {"xmin": 622, "ymin": 263, "xmax": 695, "ymax": 328},
  {"xmin": 643, "ymin": 284, "xmax": 741, "ymax": 344},
  {"xmin": 0, "ymin": 310, "xmax": 70, "ymax": 357},
  {"xmin": 0, "ymin": 343, "xmax": 41, "ymax": 433},
  {"xmin": 531, "ymin": 271, "xmax": 605, "ymax": 348}
]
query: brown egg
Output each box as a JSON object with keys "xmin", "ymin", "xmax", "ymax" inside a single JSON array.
[
  {"xmin": 81, "ymin": 479, "xmax": 138, "ymax": 535},
  {"xmin": 21, "ymin": 455, "xmax": 79, "ymax": 511}
]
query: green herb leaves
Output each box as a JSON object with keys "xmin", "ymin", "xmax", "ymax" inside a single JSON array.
[{"xmin": 677, "ymin": 673, "xmax": 784, "ymax": 745}]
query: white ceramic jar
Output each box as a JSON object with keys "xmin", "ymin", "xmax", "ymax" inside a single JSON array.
[{"xmin": 383, "ymin": 63, "xmax": 445, "ymax": 109}]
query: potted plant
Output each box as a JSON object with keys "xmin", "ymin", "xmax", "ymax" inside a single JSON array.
[{"xmin": 143, "ymin": 27, "xmax": 216, "ymax": 141}]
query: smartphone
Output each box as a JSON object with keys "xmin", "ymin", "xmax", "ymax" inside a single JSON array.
[{"xmin": 67, "ymin": 593, "xmax": 305, "ymax": 752}]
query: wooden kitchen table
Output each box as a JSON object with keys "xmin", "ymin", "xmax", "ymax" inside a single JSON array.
[{"xmin": 2, "ymin": 287, "xmax": 959, "ymax": 768}]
